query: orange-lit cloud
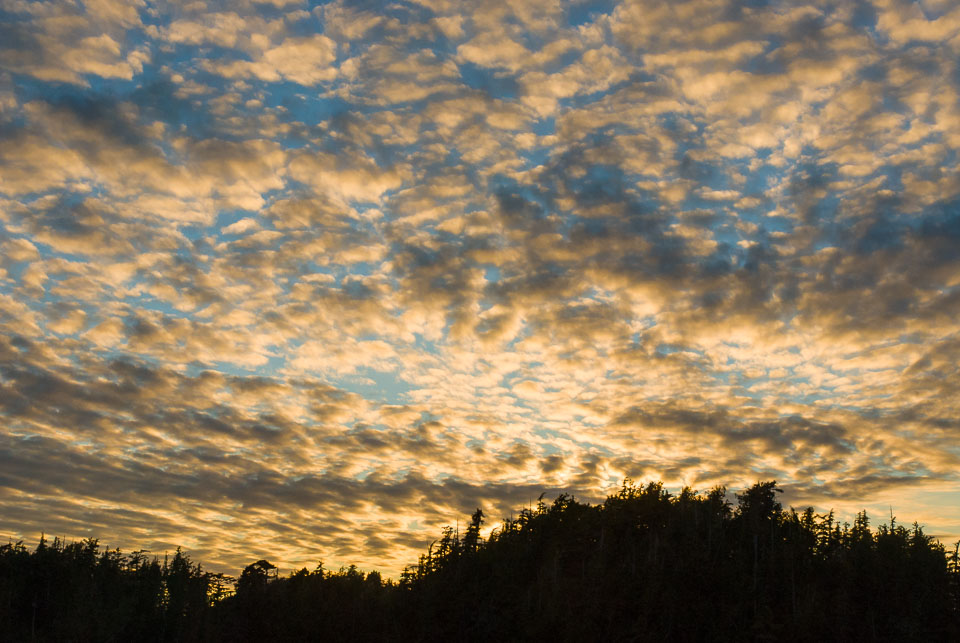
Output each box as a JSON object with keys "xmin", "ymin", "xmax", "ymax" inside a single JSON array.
[{"xmin": 1, "ymin": 0, "xmax": 959, "ymax": 577}]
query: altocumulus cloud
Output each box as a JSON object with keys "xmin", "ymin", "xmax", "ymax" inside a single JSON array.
[{"xmin": 1, "ymin": 0, "xmax": 959, "ymax": 576}]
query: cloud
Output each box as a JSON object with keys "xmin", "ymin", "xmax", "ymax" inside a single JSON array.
[
  {"xmin": 204, "ymin": 35, "xmax": 339, "ymax": 86},
  {"xmin": 1, "ymin": 0, "xmax": 959, "ymax": 577},
  {"xmin": 288, "ymin": 149, "xmax": 405, "ymax": 203},
  {"xmin": 0, "ymin": 2, "xmax": 147, "ymax": 84}
]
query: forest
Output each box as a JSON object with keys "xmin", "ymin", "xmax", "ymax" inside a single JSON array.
[{"xmin": 2, "ymin": 480, "xmax": 959, "ymax": 642}]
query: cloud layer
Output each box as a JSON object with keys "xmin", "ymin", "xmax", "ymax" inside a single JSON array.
[{"xmin": 1, "ymin": 0, "xmax": 959, "ymax": 575}]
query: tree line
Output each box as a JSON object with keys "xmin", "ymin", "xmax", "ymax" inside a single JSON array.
[{"xmin": 2, "ymin": 480, "xmax": 959, "ymax": 641}]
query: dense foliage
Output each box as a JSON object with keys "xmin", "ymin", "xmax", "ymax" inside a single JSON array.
[
  {"xmin": 2, "ymin": 481, "xmax": 958, "ymax": 642},
  {"xmin": 0, "ymin": 537, "xmax": 227, "ymax": 641}
]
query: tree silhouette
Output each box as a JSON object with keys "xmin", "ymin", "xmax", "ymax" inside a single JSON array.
[{"xmin": 1, "ymin": 480, "xmax": 958, "ymax": 641}]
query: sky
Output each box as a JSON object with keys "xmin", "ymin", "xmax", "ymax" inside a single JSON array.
[{"xmin": 1, "ymin": 0, "xmax": 960, "ymax": 578}]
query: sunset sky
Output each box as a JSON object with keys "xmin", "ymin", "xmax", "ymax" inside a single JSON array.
[{"xmin": 2, "ymin": 0, "xmax": 960, "ymax": 577}]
